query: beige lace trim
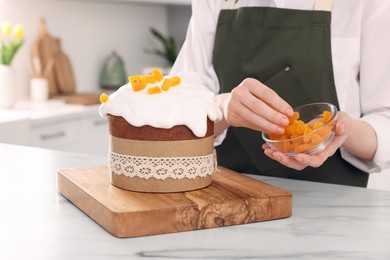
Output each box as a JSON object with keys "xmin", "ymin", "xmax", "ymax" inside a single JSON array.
[{"xmin": 109, "ymin": 150, "xmax": 217, "ymax": 180}]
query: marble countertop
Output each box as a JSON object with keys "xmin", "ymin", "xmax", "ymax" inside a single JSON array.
[
  {"xmin": 0, "ymin": 100, "xmax": 100, "ymax": 125},
  {"xmin": 1, "ymin": 143, "xmax": 389, "ymax": 260}
]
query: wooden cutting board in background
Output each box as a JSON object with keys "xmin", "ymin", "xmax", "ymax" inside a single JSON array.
[
  {"xmin": 52, "ymin": 93, "xmax": 101, "ymax": 105},
  {"xmin": 57, "ymin": 166, "xmax": 292, "ymax": 238},
  {"xmin": 32, "ymin": 18, "xmax": 100, "ymax": 105},
  {"xmin": 32, "ymin": 18, "xmax": 59, "ymax": 97},
  {"xmin": 53, "ymin": 39, "xmax": 77, "ymax": 95}
]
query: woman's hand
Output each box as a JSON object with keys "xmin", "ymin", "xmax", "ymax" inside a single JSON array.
[
  {"xmin": 262, "ymin": 111, "xmax": 354, "ymax": 170},
  {"xmin": 218, "ymin": 78, "xmax": 294, "ymax": 134}
]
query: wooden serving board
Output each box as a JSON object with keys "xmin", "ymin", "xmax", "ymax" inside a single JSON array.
[{"xmin": 57, "ymin": 166, "xmax": 292, "ymax": 238}]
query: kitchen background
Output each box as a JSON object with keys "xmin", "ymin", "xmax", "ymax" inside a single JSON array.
[{"xmin": 0, "ymin": 0, "xmax": 191, "ymax": 100}]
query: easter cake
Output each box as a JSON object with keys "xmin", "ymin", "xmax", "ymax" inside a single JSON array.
[{"xmin": 99, "ymin": 69, "xmax": 222, "ymax": 193}]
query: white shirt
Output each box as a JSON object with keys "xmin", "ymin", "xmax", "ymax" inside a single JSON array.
[{"xmin": 170, "ymin": 0, "xmax": 390, "ymax": 190}]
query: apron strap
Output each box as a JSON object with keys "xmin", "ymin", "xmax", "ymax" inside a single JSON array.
[
  {"xmin": 222, "ymin": 0, "xmax": 238, "ymax": 10},
  {"xmin": 222, "ymin": 0, "xmax": 332, "ymax": 11},
  {"xmin": 315, "ymin": 0, "xmax": 332, "ymax": 11}
]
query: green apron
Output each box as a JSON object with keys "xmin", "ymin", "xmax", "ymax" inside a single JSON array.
[{"xmin": 212, "ymin": 6, "xmax": 369, "ymax": 187}]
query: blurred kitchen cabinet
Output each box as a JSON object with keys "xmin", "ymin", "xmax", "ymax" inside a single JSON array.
[
  {"xmin": 31, "ymin": 113, "xmax": 108, "ymax": 155},
  {"xmin": 80, "ymin": 113, "xmax": 108, "ymax": 156},
  {"xmin": 0, "ymin": 118, "xmax": 30, "ymax": 146},
  {"xmin": 0, "ymin": 104, "xmax": 108, "ymax": 156},
  {"xmin": 29, "ymin": 105, "xmax": 108, "ymax": 156},
  {"xmin": 31, "ymin": 119, "xmax": 81, "ymax": 152}
]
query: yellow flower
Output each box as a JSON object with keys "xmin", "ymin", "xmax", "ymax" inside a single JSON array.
[
  {"xmin": 1, "ymin": 22, "xmax": 25, "ymax": 65},
  {"xmin": 1, "ymin": 21, "xmax": 11, "ymax": 36},
  {"xmin": 12, "ymin": 23, "xmax": 24, "ymax": 40}
]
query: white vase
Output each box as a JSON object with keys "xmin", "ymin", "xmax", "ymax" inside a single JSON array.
[{"xmin": 0, "ymin": 65, "xmax": 17, "ymax": 108}]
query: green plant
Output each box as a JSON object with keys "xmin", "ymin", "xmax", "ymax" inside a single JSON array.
[
  {"xmin": 0, "ymin": 21, "xmax": 24, "ymax": 65},
  {"xmin": 146, "ymin": 27, "xmax": 178, "ymax": 66}
]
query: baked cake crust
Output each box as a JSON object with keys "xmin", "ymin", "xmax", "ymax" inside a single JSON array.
[{"xmin": 108, "ymin": 115, "xmax": 214, "ymax": 141}]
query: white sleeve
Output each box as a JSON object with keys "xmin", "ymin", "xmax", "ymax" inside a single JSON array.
[
  {"xmin": 170, "ymin": 1, "xmax": 228, "ymax": 146},
  {"xmin": 170, "ymin": 1, "xmax": 222, "ymax": 94},
  {"xmin": 343, "ymin": 1, "xmax": 390, "ymax": 173}
]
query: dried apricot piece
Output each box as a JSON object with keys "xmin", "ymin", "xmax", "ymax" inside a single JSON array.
[
  {"xmin": 266, "ymin": 107, "xmax": 335, "ymax": 154},
  {"xmin": 322, "ymin": 111, "xmax": 333, "ymax": 123},
  {"xmin": 169, "ymin": 76, "xmax": 181, "ymax": 87},
  {"xmin": 268, "ymin": 133, "xmax": 284, "ymax": 140},
  {"xmin": 128, "ymin": 75, "xmax": 141, "ymax": 83},
  {"xmin": 152, "ymin": 68, "xmax": 164, "ymax": 82},
  {"xmin": 317, "ymin": 125, "xmax": 332, "ymax": 139},
  {"xmin": 285, "ymin": 124, "xmax": 297, "ymax": 137},
  {"xmin": 147, "ymin": 86, "xmax": 161, "ymax": 95},
  {"xmin": 303, "ymin": 125, "xmax": 313, "ymax": 143},
  {"xmin": 310, "ymin": 133, "xmax": 324, "ymax": 145},
  {"xmin": 291, "ymin": 137, "xmax": 304, "ymax": 145},
  {"xmin": 294, "ymin": 120, "xmax": 306, "ymax": 135},
  {"xmin": 288, "ymin": 111, "xmax": 300, "ymax": 124},
  {"xmin": 294, "ymin": 143, "xmax": 315, "ymax": 153},
  {"xmin": 131, "ymin": 78, "xmax": 147, "ymax": 92},
  {"xmin": 281, "ymin": 141, "xmax": 292, "ymax": 152},
  {"xmin": 161, "ymin": 79, "xmax": 171, "ymax": 91},
  {"xmin": 313, "ymin": 121, "xmax": 324, "ymax": 130},
  {"xmin": 140, "ymin": 75, "xmax": 157, "ymax": 84},
  {"xmin": 99, "ymin": 93, "xmax": 109, "ymax": 103}
]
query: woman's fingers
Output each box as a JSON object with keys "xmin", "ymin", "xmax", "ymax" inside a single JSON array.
[
  {"xmin": 268, "ymin": 151, "xmax": 307, "ymax": 170},
  {"xmin": 226, "ymin": 78, "xmax": 293, "ymax": 132},
  {"xmin": 244, "ymin": 78, "xmax": 293, "ymax": 117},
  {"xmin": 228, "ymin": 105, "xmax": 284, "ymax": 134}
]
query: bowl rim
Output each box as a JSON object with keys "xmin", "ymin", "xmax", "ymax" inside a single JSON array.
[{"xmin": 261, "ymin": 102, "xmax": 338, "ymax": 143}]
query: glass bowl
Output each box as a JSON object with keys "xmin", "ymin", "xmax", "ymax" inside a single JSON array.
[{"xmin": 262, "ymin": 102, "xmax": 338, "ymax": 157}]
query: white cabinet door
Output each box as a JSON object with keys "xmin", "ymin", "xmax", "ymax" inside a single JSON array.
[
  {"xmin": 80, "ymin": 114, "xmax": 109, "ymax": 156},
  {"xmin": 0, "ymin": 119, "xmax": 30, "ymax": 145},
  {"xmin": 1, "ymin": 104, "xmax": 109, "ymax": 155},
  {"xmin": 31, "ymin": 120, "xmax": 81, "ymax": 152}
]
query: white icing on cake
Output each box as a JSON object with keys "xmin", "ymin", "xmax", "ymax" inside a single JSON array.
[{"xmin": 99, "ymin": 78, "xmax": 222, "ymax": 137}]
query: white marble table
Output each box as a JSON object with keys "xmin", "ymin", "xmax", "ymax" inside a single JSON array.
[{"xmin": 1, "ymin": 143, "xmax": 389, "ymax": 260}]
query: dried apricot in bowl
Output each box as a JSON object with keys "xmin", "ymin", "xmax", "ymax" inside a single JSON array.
[{"xmin": 262, "ymin": 103, "xmax": 337, "ymax": 157}]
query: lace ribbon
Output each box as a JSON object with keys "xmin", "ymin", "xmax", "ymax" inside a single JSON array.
[{"xmin": 109, "ymin": 150, "xmax": 217, "ymax": 180}]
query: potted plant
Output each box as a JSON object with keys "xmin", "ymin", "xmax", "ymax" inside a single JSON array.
[
  {"xmin": 145, "ymin": 27, "xmax": 178, "ymax": 74},
  {"xmin": 0, "ymin": 21, "xmax": 24, "ymax": 108}
]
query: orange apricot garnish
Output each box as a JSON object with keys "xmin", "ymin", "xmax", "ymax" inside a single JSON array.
[
  {"xmin": 128, "ymin": 69, "xmax": 181, "ymax": 94},
  {"xmin": 140, "ymin": 75, "xmax": 157, "ymax": 84},
  {"xmin": 322, "ymin": 111, "xmax": 333, "ymax": 123},
  {"xmin": 129, "ymin": 75, "xmax": 141, "ymax": 82},
  {"xmin": 99, "ymin": 93, "xmax": 109, "ymax": 103},
  {"xmin": 147, "ymin": 86, "xmax": 161, "ymax": 95},
  {"xmin": 267, "ymin": 110, "xmax": 334, "ymax": 153},
  {"xmin": 169, "ymin": 76, "xmax": 181, "ymax": 87},
  {"xmin": 152, "ymin": 68, "xmax": 164, "ymax": 82},
  {"xmin": 131, "ymin": 78, "xmax": 147, "ymax": 92},
  {"xmin": 161, "ymin": 79, "xmax": 171, "ymax": 91},
  {"xmin": 288, "ymin": 111, "xmax": 300, "ymax": 123}
]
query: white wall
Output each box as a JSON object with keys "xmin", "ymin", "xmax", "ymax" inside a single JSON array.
[
  {"xmin": 167, "ymin": 4, "xmax": 191, "ymax": 51},
  {"xmin": 0, "ymin": 0, "xmax": 172, "ymax": 100}
]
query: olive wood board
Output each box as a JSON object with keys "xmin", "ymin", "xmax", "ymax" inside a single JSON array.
[{"xmin": 57, "ymin": 166, "xmax": 292, "ymax": 238}]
